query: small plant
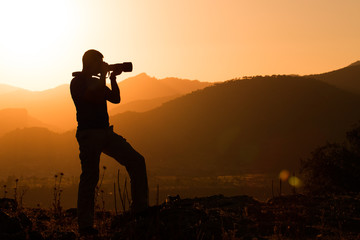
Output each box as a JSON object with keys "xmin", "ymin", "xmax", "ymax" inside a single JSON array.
[
  {"xmin": 52, "ymin": 172, "xmax": 64, "ymax": 215},
  {"xmin": 117, "ymin": 169, "xmax": 125, "ymax": 212},
  {"xmin": 95, "ymin": 165, "xmax": 107, "ymax": 210},
  {"xmin": 17, "ymin": 187, "xmax": 28, "ymax": 210},
  {"xmin": 123, "ymin": 177, "xmax": 131, "ymax": 209},
  {"xmin": 114, "ymin": 169, "xmax": 132, "ymax": 213},
  {"xmin": 156, "ymin": 184, "xmax": 160, "ymax": 206},
  {"xmin": 113, "ymin": 182, "xmax": 118, "ymax": 214},
  {"xmin": 14, "ymin": 178, "xmax": 19, "ymax": 202},
  {"xmin": 3, "ymin": 184, "xmax": 7, "ymax": 198},
  {"xmin": 93, "ymin": 166, "xmax": 110, "ymax": 238},
  {"xmin": 100, "ymin": 189, "xmax": 106, "ymax": 212}
]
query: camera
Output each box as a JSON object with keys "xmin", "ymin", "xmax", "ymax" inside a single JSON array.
[
  {"xmin": 71, "ymin": 62, "xmax": 133, "ymax": 77},
  {"xmin": 107, "ymin": 62, "xmax": 133, "ymax": 73}
]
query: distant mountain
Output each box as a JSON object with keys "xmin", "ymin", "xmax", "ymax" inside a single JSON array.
[
  {"xmin": 0, "ymin": 74, "xmax": 212, "ymax": 131},
  {"xmin": 0, "ymin": 84, "xmax": 24, "ymax": 95},
  {"xmin": 1, "ymin": 75, "xmax": 360, "ymax": 178},
  {"xmin": 0, "ymin": 84, "xmax": 76, "ymax": 132},
  {"xmin": 115, "ymin": 73, "xmax": 212, "ymax": 104},
  {"xmin": 309, "ymin": 61, "xmax": 360, "ymax": 95},
  {"xmin": 0, "ymin": 108, "xmax": 59, "ymax": 136}
]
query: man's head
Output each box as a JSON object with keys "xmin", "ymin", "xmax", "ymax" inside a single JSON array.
[{"xmin": 82, "ymin": 49, "xmax": 105, "ymax": 75}]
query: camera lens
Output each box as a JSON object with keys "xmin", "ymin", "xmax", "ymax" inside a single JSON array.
[{"xmin": 122, "ymin": 62, "xmax": 133, "ymax": 72}]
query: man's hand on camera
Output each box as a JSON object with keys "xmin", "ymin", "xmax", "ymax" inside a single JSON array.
[
  {"xmin": 110, "ymin": 70, "xmax": 122, "ymax": 81},
  {"xmin": 113, "ymin": 69, "xmax": 123, "ymax": 76}
]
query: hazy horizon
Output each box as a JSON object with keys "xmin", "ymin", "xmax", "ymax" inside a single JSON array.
[
  {"xmin": 0, "ymin": 60, "xmax": 358, "ymax": 92},
  {"xmin": 1, "ymin": 0, "xmax": 360, "ymax": 91},
  {"xmin": 0, "ymin": 72, "xmax": 207, "ymax": 92}
]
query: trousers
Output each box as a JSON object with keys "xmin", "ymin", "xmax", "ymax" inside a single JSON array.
[{"xmin": 76, "ymin": 126, "xmax": 149, "ymax": 229}]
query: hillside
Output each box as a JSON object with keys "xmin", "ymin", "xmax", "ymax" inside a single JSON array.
[
  {"xmin": 111, "ymin": 76, "xmax": 360, "ymax": 176},
  {"xmin": 309, "ymin": 62, "xmax": 360, "ymax": 95},
  {"xmin": 0, "ymin": 128, "xmax": 78, "ymax": 177},
  {"xmin": 110, "ymin": 95, "xmax": 180, "ymax": 116},
  {"xmin": 0, "ymin": 84, "xmax": 24, "ymax": 95},
  {"xmin": 0, "ymin": 85, "xmax": 75, "ymax": 132},
  {"xmin": 0, "ymin": 108, "xmax": 58, "ymax": 136}
]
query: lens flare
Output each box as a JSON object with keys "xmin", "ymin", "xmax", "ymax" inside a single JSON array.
[
  {"xmin": 279, "ymin": 170, "xmax": 290, "ymax": 181},
  {"xmin": 288, "ymin": 176, "xmax": 302, "ymax": 188}
]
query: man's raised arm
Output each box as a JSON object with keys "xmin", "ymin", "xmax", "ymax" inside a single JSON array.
[{"xmin": 106, "ymin": 74, "xmax": 121, "ymax": 103}]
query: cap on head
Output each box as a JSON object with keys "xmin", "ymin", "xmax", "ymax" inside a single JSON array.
[{"xmin": 82, "ymin": 49, "xmax": 104, "ymax": 69}]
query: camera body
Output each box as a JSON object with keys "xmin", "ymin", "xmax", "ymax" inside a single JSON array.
[{"xmin": 107, "ymin": 62, "xmax": 133, "ymax": 73}]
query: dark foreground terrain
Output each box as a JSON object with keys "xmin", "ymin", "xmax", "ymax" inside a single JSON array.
[{"xmin": 1, "ymin": 194, "xmax": 360, "ymax": 240}]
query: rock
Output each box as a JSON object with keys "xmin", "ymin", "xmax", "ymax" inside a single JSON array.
[
  {"xmin": 0, "ymin": 198, "xmax": 17, "ymax": 211},
  {"xmin": 28, "ymin": 231, "xmax": 44, "ymax": 240},
  {"xmin": 165, "ymin": 195, "xmax": 181, "ymax": 204},
  {"xmin": 33, "ymin": 209, "xmax": 50, "ymax": 221},
  {"xmin": 17, "ymin": 212, "xmax": 32, "ymax": 229},
  {"xmin": 0, "ymin": 210, "xmax": 23, "ymax": 234},
  {"xmin": 52, "ymin": 231, "xmax": 76, "ymax": 240},
  {"xmin": 64, "ymin": 208, "xmax": 77, "ymax": 218}
]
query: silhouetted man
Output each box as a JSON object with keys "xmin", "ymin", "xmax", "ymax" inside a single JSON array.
[{"xmin": 70, "ymin": 49, "xmax": 149, "ymax": 236}]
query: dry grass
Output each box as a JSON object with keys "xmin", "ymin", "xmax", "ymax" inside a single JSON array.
[{"xmin": 1, "ymin": 193, "xmax": 360, "ymax": 240}]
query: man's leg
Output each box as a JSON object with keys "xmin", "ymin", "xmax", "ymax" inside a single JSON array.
[
  {"xmin": 103, "ymin": 129, "xmax": 149, "ymax": 213},
  {"xmin": 76, "ymin": 130, "xmax": 103, "ymax": 230}
]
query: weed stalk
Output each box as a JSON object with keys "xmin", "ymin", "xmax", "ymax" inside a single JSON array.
[
  {"xmin": 3, "ymin": 185, "xmax": 7, "ymax": 198},
  {"xmin": 117, "ymin": 170, "xmax": 125, "ymax": 212},
  {"xmin": 113, "ymin": 182, "xmax": 118, "ymax": 214}
]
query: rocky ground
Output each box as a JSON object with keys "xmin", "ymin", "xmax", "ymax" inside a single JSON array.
[{"xmin": 1, "ymin": 194, "xmax": 360, "ymax": 240}]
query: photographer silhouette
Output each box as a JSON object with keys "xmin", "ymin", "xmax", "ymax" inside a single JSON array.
[{"xmin": 70, "ymin": 49, "xmax": 149, "ymax": 236}]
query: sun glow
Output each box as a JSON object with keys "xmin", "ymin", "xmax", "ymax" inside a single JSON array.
[
  {"xmin": 0, "ymin": 0, "xmax": 359, "ymax": 90},
  {"xmin": 1, "ymin": 1, "xmax": 73, "ymax": 58},
  {"xmin": 0, "ymin": 0, "xmax": 75, "ymax": 81}
]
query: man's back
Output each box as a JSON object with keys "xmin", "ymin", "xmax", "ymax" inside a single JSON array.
[{"xmin": 70, "ymin": 72, "xmax": 109, "ymax": 131}]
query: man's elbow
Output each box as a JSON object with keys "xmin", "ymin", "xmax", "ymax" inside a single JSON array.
[{"xmin": 114, "ymin": 96, "xmax": 121, "ymax": 104}]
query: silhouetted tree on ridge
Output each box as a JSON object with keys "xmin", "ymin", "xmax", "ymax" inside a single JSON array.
[{"xmin": 300, "ymin": 122, "xmax": 360, "ymax": 195}]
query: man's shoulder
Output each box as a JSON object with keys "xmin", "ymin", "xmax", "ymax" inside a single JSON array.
[
  {"xmin": 70, "ymin": 73, "xmax": 86, "ymax": 97},
  {"xmin": 70, "ymin": 72, "xmax": 86, "ymax": 88}
]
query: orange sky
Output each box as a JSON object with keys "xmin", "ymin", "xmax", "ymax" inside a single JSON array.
[{"xmin": 0, "ymin": 0, "xmax": 359, "ymax": 91}]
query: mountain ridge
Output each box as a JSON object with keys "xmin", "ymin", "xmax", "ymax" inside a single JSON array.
[
  {"xmin": 348, "ymin": 60, "xmax": 360, "ymax": 67},
  {"xmin": 309, "ymin": 61, "xmax": 360, "ymax": 95},
  {"xmin": 0, "ymin": 73, "xmax": 212, "ymax": 132},
  {"xmin": 0, "ymin": 83, "xmax": 26, "ymax": 95}
]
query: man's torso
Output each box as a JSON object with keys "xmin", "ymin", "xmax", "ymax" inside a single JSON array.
[{"xmin": 70, "ymin": 73, "xmax": 109, "ymax": 131}]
